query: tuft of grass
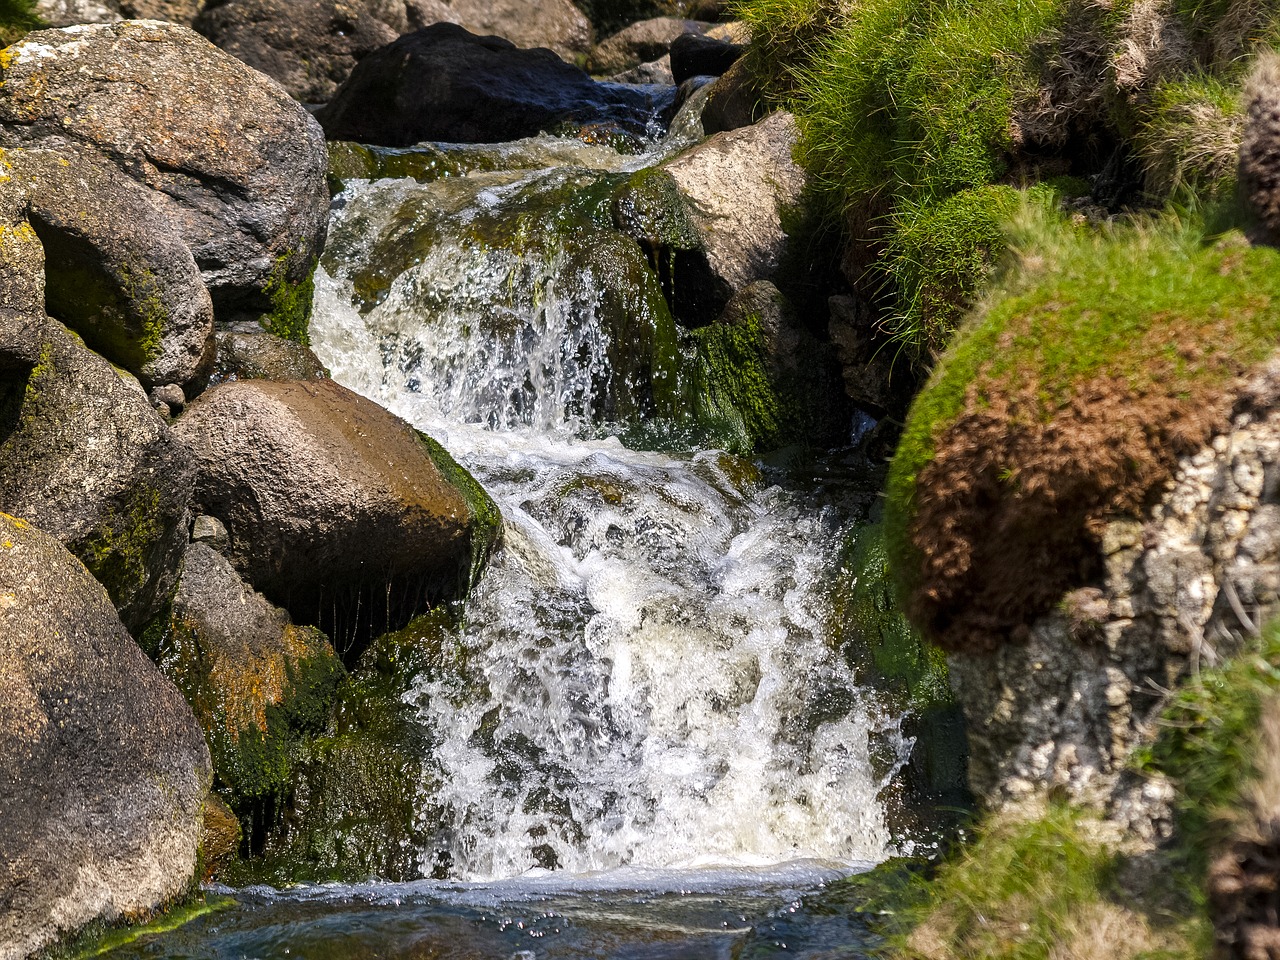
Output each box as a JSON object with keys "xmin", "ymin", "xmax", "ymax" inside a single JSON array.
[
  {"xmin": 1136, "ymin": 71, "xmax": 1246, "ymax": 201},
  {"xmin": 727, "ymin": 0, "xmax": 846, "ymax": 96}
]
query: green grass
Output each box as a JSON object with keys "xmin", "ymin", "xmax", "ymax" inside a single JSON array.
[
  {"xmin": 1136, "ymin": 71, "xmax": 1246, "ymax": 202},
  {"xmin": 884, "ymin": 200, "xmax": 1280, "ymax": 601}
]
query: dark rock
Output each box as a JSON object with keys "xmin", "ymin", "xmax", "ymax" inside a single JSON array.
[
  {"xmin": 212, "ymin": 330, "xmax": 329, "ymax": 383},
  {"xmin": 0, "ymin": 513, "xmax": 210, "ymax": 958},
  {"xmin": 199, "ymin": 793, "xmax": 242, "ymax": 882},
  {"xmin": 0, "ymin": 22, "xmax": 330, "ymax": 329},
  {"xmin": 701, "ymin": 57, "xmax": 765, "ymax": 134},
  {"xmin": 13, "ymin": 148, "xmax": 215, "ymax": 392},
  {"xmin": 669, "ymin": 30, "xmax": 744, "ymax": 83},
  {"xmin": 194, "ymin": 0, "xmax": 401, "ymax": 105},
  {"xmin": 315, "ymin": 23, "xmax": 674, "ymax": 147},
  {"xmin": 173, "ymin": 378, "xmax": 498, "ymax": 651},
  {"xmin": 828, "ymin": 294, "xmax": 912, "ymax": 416},
  {"xmin": 0, "ymin": 323, "xmax": 196, "ymax": 636},
  {"xmin": 407, "ymin": 0, "xmax": 592, "ymax": 61},
  {"xmin": 591, "ymin": 17, "xmax": 705, "ymax": 75},
  {"xmin": 191, "ymin": 514, "xmax": 230, "ymax": 550}
]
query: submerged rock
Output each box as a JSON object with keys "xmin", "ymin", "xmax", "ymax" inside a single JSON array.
[
  {"xmin": 0, "ymin": 21, "xmax": 329, "ymax": 331},
  {"xmin": 0, "ymin": 513, "xmax": 210, "ymax": 959},
  {"xmin": 664, "ymin": 111, "xmax": 807, "ymax": 296},
  {"xmin": 315, "ymin": 23, "xmax": 674, "ymax": 146},
  {"xmin": 174, "ymin": 378, "xmax": 499, "ymax": 651},
  {"xmin": 0, "ymin": 323, "xmax": 195, "ymax": 637}
]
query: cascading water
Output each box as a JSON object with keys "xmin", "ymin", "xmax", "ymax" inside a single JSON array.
[{"xmin": 310, "ymin": 128, "xmax": 912, "ymax": 883}]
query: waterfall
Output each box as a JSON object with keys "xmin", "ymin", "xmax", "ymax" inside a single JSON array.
[{"xmin": 309, "ymin": 132, "xmax": 910, "ymax": 882}]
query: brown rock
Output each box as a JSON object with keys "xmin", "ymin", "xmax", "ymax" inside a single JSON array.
[
  {"xmin": 406, "ymin": 0, "xmax": 592, "ymax": 61},
  {"xmin": 591, "ymin": 16, "xmax": 705, "ymax": 74}
]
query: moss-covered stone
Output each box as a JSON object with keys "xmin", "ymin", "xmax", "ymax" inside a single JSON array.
[
  {"xmin": 260, "ymin": 254, "xmax": 316, "ymax": 346},
  {"xmin": 416, "ymin": 431, "xmax": 503, "ymax": 590}
]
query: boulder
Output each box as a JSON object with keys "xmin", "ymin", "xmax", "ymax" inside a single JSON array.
[
  {"xmin": 407, "ymin": 0, "xmax": 592, "ymax": 61},
  {"xmin": 212, "ymin": 330, "xmax": 329, "ymax": 383},
  {"xmin": 0, "ymin": 323, "xmax": 195, "ymax": 637},
  {"xmin": 591, "ymin": 17, "xmax": 705, "ymax": 75},
  {"xmin": 0, "ymin": 22, "xmax": 330, "ymax": 329},
  {"xmin": 1242, "ymin": 53, "xmax": 1280, "ymax": 243},
  {"xmin": 0, "ymin": 513, "xmax": 210, "ymax": 959},
  {"xmin": 663, "ymin": 111, "xmax": 806, "ymax": 293},
  {"xmin": 13, "ymin": 148, "xmax": 215, "ymax": 392},
  {"xmin": 161, "ymin": 542, "xmax": 343, "ymax": 823},
  {"xmin": 194, "ymin": 0, "xmax": 401, "ymax": 105},
  {"xmin": 669, "ymin": 30, "xmax": 744, "ymax": 84},
  {"xmin": 315, "ymin": 23, "xmax": 674, "ymax": 147},
  {"xmin": 173, "ymin": 378, "xmax": 499, "ymax": 650},
  {"xmin": 610, "ymin": 55, "xmax": 674, "ymax": 85}
]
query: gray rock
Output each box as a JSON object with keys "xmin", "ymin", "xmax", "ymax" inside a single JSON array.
[
  {"xmin": 701, "ymin": 57, "xmax": 765, "ymax": 134},
  {"xmin": 407, "ymin": 0, "xmax": 592, "ymax": 61},
  {"xmin": 610, "ymin": 55, "xmax": 675, "ymax": 85},
  {"xmin": 315, "ymin": 23, "xmax": 675, "ymax": 147},
  {"xmin": 0, "ymin": 175, "xmax": 46, "ymax": 375},
  {"xmin": 0, "ymin": 22, "xmax": 330, "ymax": 328},
  {"xmin": 151, "ymin": 384, "xmax": 186, "ymax": 412},
  {"xmin": 35, "ymin": 0, "xmax": 201, "ymax": 24},
  {"xmin": 190, "ymin": 514, "xmax": 229, "ymax": 549},
  {"xmin": 173, "ymin": 378, "xmax": 490, "ymax": 651},
  {"xmin": 0, "ymin": 323, "xmax": 195, "ymax": 636},
  {"xmin": 212, "ymin": 330, "xmax": 329, "ymax": 383},
  {"xmin": 0, "ymin": 513, "xmax": 210, "ymax": 959},
  {"xmin": 13, "ymin": 148, "xmax": 215, "ymax": 392},
  {"xmin": 194, "ymin": 0, "xmax": 402, "ymax": 105},
  {"xmin": 663, "ymin": 111, "xmax": 806, "ymax": 294},
  {"xmin": 592, "ymin": 17, "xmax": 705, "ymax": 75}
]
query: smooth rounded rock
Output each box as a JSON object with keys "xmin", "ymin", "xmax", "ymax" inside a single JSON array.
[
  {"xmin": 669, "ymin": 30, "xmax": 744, "ymax": 83},
  {"xmin": 0, "ymin": 513, "xmax": 210, "ymax": 959},
  {"xmin": 407, "ymin": 0, "xmax": 592, "ymax": 61},
  {"xmin": 591, "ymin": 17, "xmax": 705, "ymax": 75},
  {"xmin": 173, "ymin": 377, "xmax": 494, "ymax": 649}
]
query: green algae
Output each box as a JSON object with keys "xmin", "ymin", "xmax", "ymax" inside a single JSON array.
[
  {"xmin": 416, "ymin": 431, "xmax": 502, "ymax": 591},
  {"xmin": 80, "ymin": 484, "xmax": 164, "ymax": 619},
  {"xmin": 261, "ymin": 254, "xmax": 316, "ymax": 346}
]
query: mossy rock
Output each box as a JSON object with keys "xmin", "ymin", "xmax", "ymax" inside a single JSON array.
[{"xmin": 886, "ymin": 203, "xmax": 1280, "ymax": 652}]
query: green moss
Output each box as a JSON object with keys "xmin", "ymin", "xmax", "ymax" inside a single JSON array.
[
  {"xmin": 261, "ymin": 255, "xmax": 316, "ymax": 346},
  {"xmin": 885, "ymin": 202, "xmax": 1280, "ymax": 603},
  {"xmin": 80, "ymin": 484, "xmax": 163, "ymax": 615},
  {"xmin": 416, "ymin": 432, "xmax": 502, "ymax": 591},
  {"xmin": 689, "ymin": 312, "xmax": 782, "ymax": 455}
]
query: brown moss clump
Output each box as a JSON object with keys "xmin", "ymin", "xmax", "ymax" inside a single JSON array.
[{"xmin": 886, "ymin": 208, "xmax": 1280, "ymax": 653}]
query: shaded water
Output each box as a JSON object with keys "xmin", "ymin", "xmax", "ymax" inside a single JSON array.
[{"xmin": 101, "ymin": 117, "xmax": 910, "ymax": 958}]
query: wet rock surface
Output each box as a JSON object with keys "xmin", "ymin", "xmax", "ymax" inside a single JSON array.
[
  {"xmin": 212, "ymin": 331, "xmax": 329, "ymax": 384},
  {"xmin": 0, "ymin": 21, "xmax": 329, "ymax": 327},
  {"xmin": 0, "ymin": 323, "xmax": 195, "ymax": 637},
  {"xmin": 173, "ymin": 377, "xmax": 479, "ymax": 651},
  {"xmin": 315, "ymin": 23, "xmax": 674, "ymax": 146},
  {"xmin": 0, "ymin": 513, "xmax": 210, "ymax": 960}
]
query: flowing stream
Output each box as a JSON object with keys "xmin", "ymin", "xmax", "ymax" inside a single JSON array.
[{"xmin": 102, "ymin": 109, "xmax": 914, "ymax": 960}]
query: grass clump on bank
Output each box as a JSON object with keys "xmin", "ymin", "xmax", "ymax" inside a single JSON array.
[{"xmin": 884, "ymin": 202, "xmax": 1280, "ymax": 650}]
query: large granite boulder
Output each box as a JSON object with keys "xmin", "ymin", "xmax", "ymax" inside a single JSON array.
[
  {"xmin": 173, "ymin": 378, "xmax": 499, "ymax": 650},
  {"xmin": 0, "ymin": 323, "xmax": 195, "ymax": 637},
  {"xmin": 0, "ymin": 21, "xmax": 330, "ymax": 329},
  {"xmin": 12, "ymin": 147, "xmax": 215, "ymax": 392},
  {"xmin": 407, "ymin": 0, "xmax": 592, "ymax": 61},
  {"xmin": 35, "ymin": 0, "xmax": 202, "ymax": 25},
  {"xmin": 315, "ymin": 23, "xmax": 674, "ymax": 146},
  {"xmin": 194, "ymin": 0, "xmax": 401, "ymax": 105},
  {"xmin": 663, "ymin": 111, "xmax": 807, "ymax": 294},
  {"xmin": 0, "ymin": 513, "xmax": 210, "ymax": 959}
]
